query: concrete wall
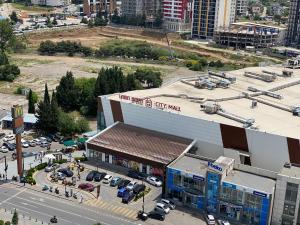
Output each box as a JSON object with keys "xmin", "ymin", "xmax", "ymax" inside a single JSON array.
[{"xmin": 101, "ymin": 98, "xmax": 296, "ymax": 173}]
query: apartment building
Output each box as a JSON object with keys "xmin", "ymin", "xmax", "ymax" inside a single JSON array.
[
  {"xmin": 286, "ymin": 0, "xmax": 300, "ymax": 48},
  {"xmin": 162, "ymin": 0, "xmax": 192, "ymax": 32},
  {"xmin": 236, "ymin": 0, "xmax": 248, "ymax": 16},
  {"xmin": 192, "ymin": 0, "xmax": 236, "ymax": 39},
  {"xmin": 120, "ymin": 0, "xmax": 160, "ymax": 18},
  {"xmin": 83, "ymin": 0, "xmax": 116, "ymax": 16}
]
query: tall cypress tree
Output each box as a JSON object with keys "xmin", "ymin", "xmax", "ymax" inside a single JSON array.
[
  {"xmin": 36, "ymin": 84, "xmax": 52, "ymax": 134},
  {"xmin": 28, "ymin": 89, "xmax": 35, "ymax": 114},
  {"xmin": 50, "ymin": 91, "xmax": 59, "ymax": 133}
]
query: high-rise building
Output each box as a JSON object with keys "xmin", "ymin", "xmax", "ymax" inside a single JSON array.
[
  {"xmin": 83, "ymin": 0, "xmax": 116, "ymax": 16},
  {"xmin": 192, "ymin": 0, "xmax": 236, "ymax": 39},
  {"xmin": 120, "ymin": 0, "xmax": 160, "ymax": 18},
  {"xmin": 236, "ymin": 0, "xmax": 248, "ymax": 16},
  {"xmin": 162, "ymin": 0, "xmax": 192, "ymax": 32},
  {"xmin": 286, "ymin": 0, "xmax": 300, "ymax": 48}
]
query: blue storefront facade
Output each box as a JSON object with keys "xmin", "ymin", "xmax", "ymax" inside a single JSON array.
[{"xmin": 166, "ymin": 156, "xmax": 274, "ymax": 225}]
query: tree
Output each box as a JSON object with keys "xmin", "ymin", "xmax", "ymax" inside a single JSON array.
[
  {"xmin": 9, "ymin": 11, "xmax": 18, "ymax": 24},
  {"xmin": 134, "ymin": 68, "xmax": 162, "ymax": 88},
  {"xmin": 11, "ymin": 209, "xmax": 18, "ymax": 225},
  {"xmin": 49, "ymin": 91, "xmax": 59, "ymax": 133},
  {"xmin": 36, "ymin": 84, "xmax": 52, "ymax": 134},
  {"xmin": 28, "ymin": 89, "xmax": 35, "ymax": 114},
  {"xmin": 0, "ymin": 19, "xmax": 14, "ymax": 53},
  {"xmin": 56, "ymin": 71, "xmax": 79, "ymax": 112},
  {"xmin": 52, "ymin": 17, "xmax": 57, "ymax": 26}
]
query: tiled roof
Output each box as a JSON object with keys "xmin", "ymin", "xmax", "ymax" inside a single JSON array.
[{"xmin": 87, "ymin": 122, "xmax": 193, "ymax": 165}]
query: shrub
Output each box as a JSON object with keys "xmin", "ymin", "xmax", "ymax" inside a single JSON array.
[
  {"xmin": 4, "ymin": 221, "xmax": 10, "ymax": 225},
  {"xmin": 0, "ymin": 220, "xmax": 4, "ymax": 225},
  {"xmin": 35, "ymin": 162, "xmax": 47, "ymax": 171},
  {"xmin": 74, "ymin": 156, "xmax": 87, "ymax": 162},
  {"xmin": 54, "ymin": 159, "xmax": 67, "ymax": 164},
  {"xmin": 134, "ymin": 187, "xmax": 151, "ymax": 201}
]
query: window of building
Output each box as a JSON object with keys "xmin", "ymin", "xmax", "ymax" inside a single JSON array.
[
  {"xmin": 220, "ymin": 187, "xmax": 243, "ymax": 205},
  {"xmin": 244, "ymin": 193, "xmax": 262, "ymax": 210},
  {"xmin": 105, "ymin": 154, "xmax": 109, "ymax": 163},
  {"xmin": 173, "ymin": 174, "xmax": 182, "ymax": 186},
  {"xmin": 285, "ymin": 183, "xmax": 299, "ymax": 203},
  {"xmin": 283, "ymin": 203, "xmax": 296, "ymax": 216}
]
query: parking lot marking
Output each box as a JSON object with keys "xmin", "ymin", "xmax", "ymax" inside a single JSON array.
[
  {"xmin": 126, "ymin": 211, "xmax": 137, "ymax": 219},
  {"xmin": 118, "ymin": 208, "xmax": 128, "ymax": 214}
]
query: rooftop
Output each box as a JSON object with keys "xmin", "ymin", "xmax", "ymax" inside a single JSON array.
[
  {"xmin": 108, "ymin": 66, "xmax": 300, "ymax": 139},
  {"xmin": 280, "ymin": 164, "xmax": 300, "ymax": 179},
  {"xmin": 87, "ymin": 122, "xmax": 193, "ymax": 166},
  {"xmin": 169, "ymin": 155, "xmax": 208, "ymax": 178},
  {"xmin": 1, "ymin": 113, "xmax": 37, "ymax": 124},
  {"xmin": 224, "ymin": 170, "xmax": 276, "ymax": 194}
]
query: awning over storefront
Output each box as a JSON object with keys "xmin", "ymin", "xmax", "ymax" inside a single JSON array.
[{"xmin": 86, "ymin": 122, "xmax": 195, "ymax": 168}]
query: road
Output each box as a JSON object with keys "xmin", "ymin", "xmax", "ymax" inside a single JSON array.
[{"xmin": 0, "ymin": 183, "xmax": 139, "ymax": 225}]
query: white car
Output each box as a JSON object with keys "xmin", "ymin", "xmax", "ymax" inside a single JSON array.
[
  {"xmin": 22, "ymin": 143, "xmax": 29, "ymax": 148},
  {"xmin": 0, "ymin": 146, "xmax": 8, "ymax": 153},
  {"xmin": 3, "ymin": 135, "xmax": 14, "ymax": 142},
  {"xmin": 147, "ymin": 176, "xmax": 162, "ymax": 187},
  {"xmin": 205, "ymin": 214, "xmax": 216, "ymax": 225},
  {"xmin": 154, "ymin": 203, "xmax": 170, "ymax": 214},
  {"xmin": 161, "ymin": 199, "xmax": 175, "ymax": 209},
  {"xmin": 217, "ymin": 220, "xmax": 230, "ymax": 225},
  {"xmin": 102, "ymin": 175, "xmax": 113, "ymax": 184},
  {"xmin": 126, "ymin": 181, "xmax": 137, "ymax": 191}
]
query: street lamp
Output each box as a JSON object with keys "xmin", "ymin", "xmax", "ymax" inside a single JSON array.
[{"xmin": 142, "ymin": 179, "xmax": 145, "ymax": 213}]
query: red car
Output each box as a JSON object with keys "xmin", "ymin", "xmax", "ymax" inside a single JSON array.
[{"xmin": 78, "ymin": 183, "xmax": 95, "ymax": 192}]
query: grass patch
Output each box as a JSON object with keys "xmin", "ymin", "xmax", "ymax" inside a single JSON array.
[
  {"xmin": 12, "ymin": 3, "xmax": 54, "ymax": 12},
  {"xmin": 11, "ymin": 57, "xmax": 54, "ymax": 67}
]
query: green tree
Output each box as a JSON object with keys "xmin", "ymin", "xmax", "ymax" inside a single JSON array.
[
  {"xmin": 134, "ymin": 68, "xmax": 162, "ymax": 88},
  {"xmin": 36, "ymin": 84, "xmax": 52, "ymax": 134},
  {"xmin": 9, "ymin": 11, "xmax": 18, "ymax": 24},
  {"xmin": 56, "ymin": 71, "xmax": 79, "ymax": 112},
  {"xmin": 0, "ymin": 19, "xmax": 14, "ymax": 53},
  {"xmin": 11, "ymin": 209, "xmax": 18, "ymax": 225},
  {"xmin": 52, "ymin": 17, "xmax": 57, "ymax": 26},
  {"xmin": 28, "ymin": 89, "xmax": 35, "ymax": 114},
  {"xmin": 49, "ymin": 91, "xmax": 59, "ymax": 133}
]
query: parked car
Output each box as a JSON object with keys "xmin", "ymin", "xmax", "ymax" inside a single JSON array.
[
  {"xmin": 146, "ymin": 176, "xmax": 162, "ymax": 187},
  {"xmin": 137, "ymin": 210, "xmax": 148, "ymax": 221},
  {"xmin": 110, "ymin": 177, "xmax": 122, "ymax": 187},
  {"xmin": 0, "ymin": 146, "xmax": 8, "ymax": 153},
  {"xmin": 122, "ymin": 191, "xmax": 135, "ymax": 204},
  {"xmin": 161, "ymin": 199, "xmax": 175, "ymax": 210},
  {"xmin": 205, "ymin": 214, "xmax": 216, "ymax": 225},
  {"xmin": 118, "ymin": 179, "xmax": 131, "ymax": 189},
  {"xmin": 78, "ymin": 183, "xmax": 95, "ymax": 192},
  {"xmin": 22, "ymin": 142, "xmax": 29, "ymax": 148},
  {"xmin": 44, "ymin": 164, "xmax": 60, "ymax": 172},
  {"xmin": 29, "ymin": 141, "xmax": 36, "ymax": 147},
  {"xmin": 3, "ymin": 143, "xmax": 15, "ymax": 151},
  {"xmin": 40, "ymin": 142, "xmax": 49, "ymax": 148},
  {"xmin": 126, "ymin": 181, "xmax": 137, "ymax": 191},
  {"xmin": 128, "ymin": 170, "xmax": 147, "ymax": 180},
  {"xmin": 94, "ymin": 172, "xmax": 106, "ymax": 182},
  {"xmin": 86, "ymin": 171, "xmax": 97, "ymax": 181},
  {"xmin": 0, "ymin": 133, "xmax": 5, "ymax": 139},
  {"xmin": 117, "ymin": 187, "xmax": 129, "ymax": 198},
  {"xmin": 133, "ymin": 184, "xmax": 146, "ymax": 194},
  {"xmin": 22, "ymin": 152, "xmax": 34, "ymax": 158},
  {"xmin": 103, "ymin": 175, "xmax": 113, "ymax": 184},
  {"xmin": 3, "ymin": 135, "xmax": 14, "ymax": 142},
  {"xmin": 154, "ymin": 203, "xmax": 170, "ymax": 214},
  {"xmin": 217, "ymin": 220, "xmax": 230, "ymax": 225},
  {"xmin": 147, "ymin": 211, "xmax": 165, "ymax": 221},
  {"xmin": 57, "ymin": 172, "xmax": 66, "ymax": 180},
  {"xmin": 57, "ymin": 168, "xmax": 73, "ymax": 177}
]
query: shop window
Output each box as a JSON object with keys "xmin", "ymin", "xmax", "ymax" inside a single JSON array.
[
  {"xmin": 105, "ymin": 154, "xmax": 109, "ymax": 163},
  {"xmin": 142, "ymin": 164, "xmax": 147, "ymax": 174},
  {"xmin": 221, "ymin": 187, "xmax": 243, "ymax": 205},
  {"xmin": 283, "ymin": 203, "xmax": 296, "ymax": 216},
  {"xmin": 173, "ymin": 174, "xmax": 182, "ymax": 186},
  {"xmin": 244, "ymin": 193, "xmax": 262, "ymax": 210}
]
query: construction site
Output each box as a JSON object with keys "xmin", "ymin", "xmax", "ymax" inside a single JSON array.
[{"xmin": 213, "ymin": 22, "xmax": 286, "ymax": 49}]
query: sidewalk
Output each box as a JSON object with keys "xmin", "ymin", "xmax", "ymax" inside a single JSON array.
[{"xmin": 0, "ymin": 208, "xmax": 47, "ymax": 225}]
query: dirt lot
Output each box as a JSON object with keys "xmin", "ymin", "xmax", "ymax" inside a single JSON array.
[{"xmin": 4, "ymin": 54, "xmax": 184, "ymax": 95}]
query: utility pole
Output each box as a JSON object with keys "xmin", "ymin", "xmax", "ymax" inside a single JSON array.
[{"xmin": 142, "ymin": 179, "xmax": 145, "ymax": 213}]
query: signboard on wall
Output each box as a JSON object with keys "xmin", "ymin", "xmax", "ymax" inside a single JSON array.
[
  {"xmin": 12, "ymin": 105, "xmax": 23, "ymax": 119},
  {"xmin": 119, "ymin": 94, "xmax": 181, "ymax": 113},
  {"xmin": 208, "ymin": 161, "xmax": 223, "ymax": 172}
]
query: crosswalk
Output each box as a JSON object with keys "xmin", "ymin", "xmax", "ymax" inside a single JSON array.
[{"xmin": 84, "ymin": 198, "xmax": 138, "ymax": 220}]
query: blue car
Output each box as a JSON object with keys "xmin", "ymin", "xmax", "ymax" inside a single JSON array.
[
  {"xmin": 110, "ymin": 177, "xmax": 122, "ymax": 187},
  {"xmin": 117, "ymin": 187, "xmax": 128, "ymax": 198}
]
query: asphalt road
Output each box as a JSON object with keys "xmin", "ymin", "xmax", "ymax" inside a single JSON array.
[{"xmin": 0, "ymin": 183, "xmax": 140, "ymax": 225}]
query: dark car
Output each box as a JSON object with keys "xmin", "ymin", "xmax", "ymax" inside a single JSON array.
[
  {"xmin": 148, "ymin": 211, "xmax": 165, "ymax": 221},
  {"xmin": 133, "ymin": 184, "xmax": 146, "ymax": 194},
  {"xmin": 118, "ymin": 179, "xmax": 131, "ymax": 189},
  {"xmin": 122, "ymin": 191, "xmax": 135, "ymax": 204},
  {"xmin": 86, "ymin": 171, "xmax": 97, "ymax": 181},
  {"xmin": 94, "ymin": 172, "xmax": 106, "ymax": 182},
  {"xmin": 128, "ymin": 170, "xmax": 147, "ymax": 180},
  {"xmin": 117, "ymin": 187, "xmax": 129, "ymax": 198},
  {"xmin": 57, "ymin": 168, "xmax": 73, "ymax": 177},
  {"xmin": 78, "ymin": 183, "xmax": 95, "ymax": 192},
  {"xmin": 3, "ymin": 142, "xmax": 15, "ymax": 151}
]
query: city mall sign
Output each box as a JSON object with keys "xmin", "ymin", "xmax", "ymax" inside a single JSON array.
[{"xmin": 119, "ymin": 94, "xmax": 181, "ymax": 112}]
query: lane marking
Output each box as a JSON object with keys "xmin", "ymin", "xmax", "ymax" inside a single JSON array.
[{"xmin": 0, "ymin": 188, "xmax": 26, "ymax": 205}]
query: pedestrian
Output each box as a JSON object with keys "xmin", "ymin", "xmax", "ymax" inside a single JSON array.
[
  {"xmin": 80, "ymin": 194, "xmax": 83, "ymax": 204},
  {"xmin": 0, "ymin": 174, "xmax": 2, "ymax": 180}
]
